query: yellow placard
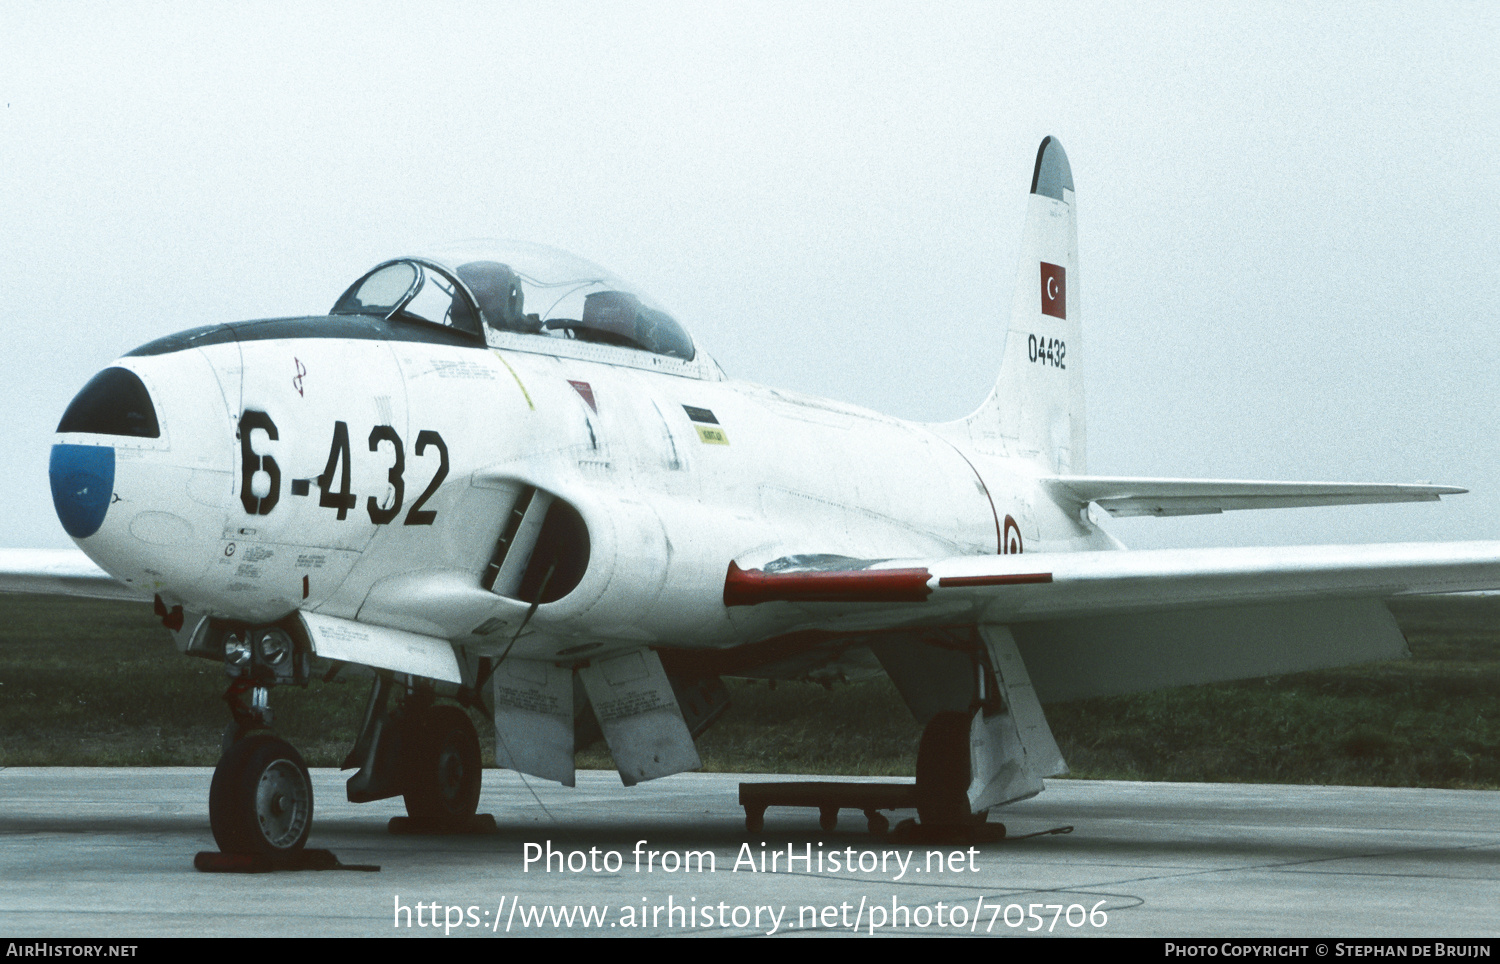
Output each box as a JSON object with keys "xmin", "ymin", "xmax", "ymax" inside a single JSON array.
[{"xmin": 695, "ymin": 425, "xmax": 729, "ymax": 445}]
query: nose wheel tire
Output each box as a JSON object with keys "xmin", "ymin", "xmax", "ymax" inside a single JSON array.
[
  {"xmin": 403, "ymin": 705, "xmax": 483, "ymax": 831},
  {"xmin": 210, "ymin": 735, "xmax": 313, "ymax": 855},
  {"xmin": 915, "ymin": 710, "xmax": 974, "ymax": 827}
]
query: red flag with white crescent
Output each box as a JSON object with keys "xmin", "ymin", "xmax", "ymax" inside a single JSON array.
[{"xmin": 1040, "ymin": 262, "xmax": 1066, "ymax": 319}]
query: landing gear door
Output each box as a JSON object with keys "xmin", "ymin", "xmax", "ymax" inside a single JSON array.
[
  {"xmin": 491, "ymin": 657, "xmax": 576, "ymax": 787},
  {"xmin": 578, "ymin": 648, "xmax": 701, "ymax": 786},
  {"xmin": 970, "ymin": 624, "xmax": 1067, "ymax": 812}
]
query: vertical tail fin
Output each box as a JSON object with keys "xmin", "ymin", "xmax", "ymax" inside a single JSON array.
[{"xmin": 950, "ymin": 136, "xmax": 1085, "ymax": 474}]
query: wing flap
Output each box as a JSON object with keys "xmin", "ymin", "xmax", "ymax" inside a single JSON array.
[
  {"xmin": 1012, "ymin": 598, "xmax": 1408, "ymax": 702},
  {"xmin": 1041, "ymin": 476, "xmax": 1464, "ymax": 517}
]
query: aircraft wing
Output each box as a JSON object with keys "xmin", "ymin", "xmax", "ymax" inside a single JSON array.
[
  {"xmin": 1039, "ymin": 476, "xmax": 1464, "ymax": 517},
  {"xmin": 0, "ymin": 548, "xmax": 147, "ymax": 602},
  {"xmin": 726, "ymin": 541, "xmax": 1500, "ymax": 621},
  {"xmin": 726, "ymin": 542, "xmax": 1500, "ymax": 700}
]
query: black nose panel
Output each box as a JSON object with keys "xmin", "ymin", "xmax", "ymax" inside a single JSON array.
[{"xmin": 57, "ymin": 367, "xmax": 160, "ymax": 438}]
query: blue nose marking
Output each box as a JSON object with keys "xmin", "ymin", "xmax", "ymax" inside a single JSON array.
[{"xmin": 49, "ymin": 444, "xmax": 116, "ymax": 538}]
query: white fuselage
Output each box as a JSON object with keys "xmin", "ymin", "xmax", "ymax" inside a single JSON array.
[{"xmin": 63, "ymin": 328, "xmax": 1114, "ymax": 663}]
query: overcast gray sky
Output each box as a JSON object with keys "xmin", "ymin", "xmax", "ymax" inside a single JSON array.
[{"xmin": 3, "ymin": 2, "xmax": 1496, "ymax": 551}]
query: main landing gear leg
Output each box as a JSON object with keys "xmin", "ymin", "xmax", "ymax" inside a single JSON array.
[
  {"xmin": 399, "ymin": 704, "xmax": 485, "ymax": 832},
  {"xmin": 915, "ymin": 710, "xmax": 974, "ymax": 828},
  {"xmin": 903, "ymin": 710, "xmax": 1005, "ymax": 843},
  {"xmin": 390, "ymin": 698, "xmax": 492, "ymax": 834},
  {"xmin": 345, "ymin": 678, "xmax": 492, "ymax": 835}
]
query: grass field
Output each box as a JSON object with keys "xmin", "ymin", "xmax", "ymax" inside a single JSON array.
[{"xmin": 0, "ymin": 593, "xmax": 1495, "ymax": 789}]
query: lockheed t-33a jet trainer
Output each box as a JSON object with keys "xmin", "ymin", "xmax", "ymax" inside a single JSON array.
[{"xmin": 6, "ymin": 137, "xmax": 1500, "ymax": 859}]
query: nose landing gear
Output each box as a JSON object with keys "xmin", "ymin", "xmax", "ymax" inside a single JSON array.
[
  {"xmin": 197, "ymin": 620, "xmax": 493, "ymax": 869},
  {"xmin": 196, "ymin": 624, "xmax": 351, "ymax": 871},
  {"xmin": 209, "ymin": 734, "xmax": 313, "ymax": 855},
  {"xmin": 198, "ymin": 672, "xmax": 344, "ymax": 870}
]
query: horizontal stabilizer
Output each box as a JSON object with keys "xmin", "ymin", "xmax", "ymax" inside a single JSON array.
[{"xmin": 1041, "ymin": 476, "xmax": 1465, "ymax": 517}]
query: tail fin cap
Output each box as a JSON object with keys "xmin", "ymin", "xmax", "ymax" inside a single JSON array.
[{"xmin": 1030, "ymin": 136, "xmax": 1074, "ymax": 200}]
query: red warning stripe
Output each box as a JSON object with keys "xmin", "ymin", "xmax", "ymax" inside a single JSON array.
[
  {"xmin": 723, "ymin": 561, "xmax": 933, "ymax": 607},
  {"xmin": 937, "ymin": 572, "xmax": 1053, "ymax": 588},
  {"xmin": 568, "ymin": 380, "xmax": 597, "ymax": 412}
]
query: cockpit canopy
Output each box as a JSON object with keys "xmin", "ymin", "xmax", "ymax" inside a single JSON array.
[{"xmin": 330, "ymin": 241, "xmax": 695, "ymax": 361}]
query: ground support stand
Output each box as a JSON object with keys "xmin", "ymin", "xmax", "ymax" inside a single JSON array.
[{"xmin": 740, "ymin": 781, "xmax": 925, "ymax": 835}]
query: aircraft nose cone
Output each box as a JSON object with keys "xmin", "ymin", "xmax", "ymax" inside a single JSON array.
[
  {"xmin": 51, "ymin": 365, "xmax": 158, "ymax": 540},
  {"xmin": 49, "ymin": 444, "xmax": 116, "ymax": 538}
]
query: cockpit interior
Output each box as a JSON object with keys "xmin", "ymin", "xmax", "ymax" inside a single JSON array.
[{"xmin": 331, "ymin": 241, "xmax": 696, "ymax": 361}]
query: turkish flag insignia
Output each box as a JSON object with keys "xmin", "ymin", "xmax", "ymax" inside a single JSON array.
[{"xmin": 1040, "ymin": 262, "xmax": 1066, "ymax": 319}]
